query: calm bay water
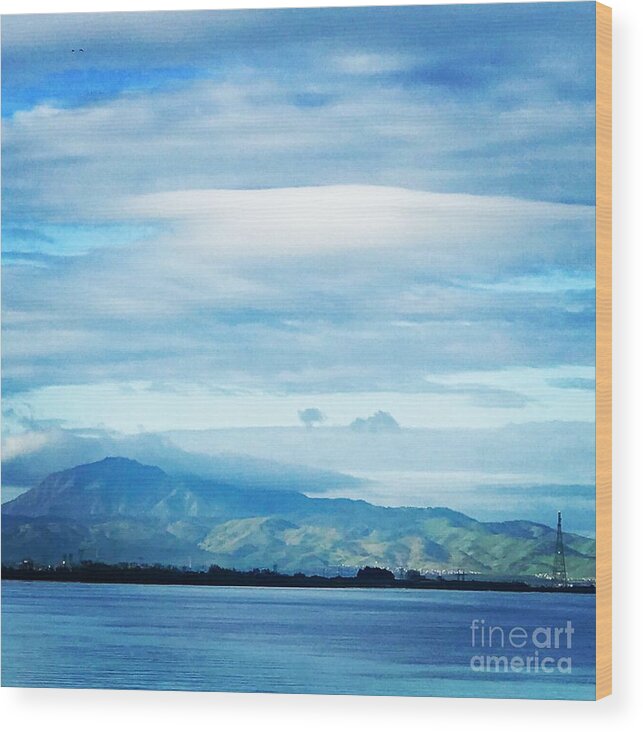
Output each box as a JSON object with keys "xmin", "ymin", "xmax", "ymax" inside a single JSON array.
[{"xmin": 1, "ymin": 581, "xmax": 595, "ymax": 699}]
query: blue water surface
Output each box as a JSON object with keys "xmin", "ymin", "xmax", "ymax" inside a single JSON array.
[{"xmin": 1, "ymin": 581, "xmax": 595, "ymax": 699}]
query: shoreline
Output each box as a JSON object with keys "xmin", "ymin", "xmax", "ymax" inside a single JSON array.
[{"xmin": 1, "ymin": 566, "xmax": 596, "ymax": 595}]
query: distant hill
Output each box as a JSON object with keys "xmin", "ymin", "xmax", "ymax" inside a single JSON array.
[{"xmin": 1, "ymin": 457, "xmax": 596, "ymax": 578}]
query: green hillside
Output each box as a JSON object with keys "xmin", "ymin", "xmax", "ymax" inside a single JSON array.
[{"xmin": 2, "ymin": 458, "xmax": 595, "ymax": 578}]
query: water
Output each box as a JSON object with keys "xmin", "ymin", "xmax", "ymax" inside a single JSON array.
[{"xmin": 1, "ymin": 581, "xmax": 595, "ymax": 699}]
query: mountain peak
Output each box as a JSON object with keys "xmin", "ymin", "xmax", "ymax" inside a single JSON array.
[
  {"xmin": 2, "ymin": 456, "xmax": 170, "ymax": 521},
  {"xmin": 99, "ymin": 456, "xmax": 140, "ymax": 465},
  {"xmin": 62, "ymin": 456, "xmax": 167, "ymax": 478},
  {"xmin": 96, "ymin": 456, "xmax": 160, "ymax": 468}
]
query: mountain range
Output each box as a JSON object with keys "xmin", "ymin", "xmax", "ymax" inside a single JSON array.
[{"xmin": 1, "ymin": 457, "xmax": 596, "ymax": 578}]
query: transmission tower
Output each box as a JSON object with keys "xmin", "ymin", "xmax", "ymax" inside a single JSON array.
[{"xmin": 552, "ymin": 511, "xmax": 568, "ymax": 588}]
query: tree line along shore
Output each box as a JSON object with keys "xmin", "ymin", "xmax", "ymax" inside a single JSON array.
[{"xmin": 1, "ymin": 561, "xmax": 596, "ymax": 594}]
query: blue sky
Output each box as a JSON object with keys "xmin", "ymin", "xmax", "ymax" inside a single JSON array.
[{"xmin": 1, "ymin": 4, "xmax": 597, "ymax": 522}]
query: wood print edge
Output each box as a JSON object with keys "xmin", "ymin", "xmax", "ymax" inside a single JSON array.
[{"xmin": 595, "ymin": 0, "xmax": 612, "ymax": 702}]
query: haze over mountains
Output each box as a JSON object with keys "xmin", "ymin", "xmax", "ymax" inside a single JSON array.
[
  {"xmin": 2, "ymin": 426, "xmax": 363, "ymax": 499},
  {"xmin": 2, "ymin": 418, "xmax": 596, "ymax": 535},
  {"xmin": 2, "ymin": 457, "xmax": 596, "ymax": 578}
]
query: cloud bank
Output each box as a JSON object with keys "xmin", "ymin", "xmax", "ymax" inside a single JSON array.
[{"xmin": 1, "ymin": 5, "xmax": 596, "ymax": 513}]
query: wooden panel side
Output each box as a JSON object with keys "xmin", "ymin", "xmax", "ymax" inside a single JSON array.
[{"xmin": 595, "ymin": 0, "xmax": 612, "ymax": 702}]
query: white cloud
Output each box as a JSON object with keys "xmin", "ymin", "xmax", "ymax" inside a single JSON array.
[
  {"xmin": 2, "ymin": 72, "xmax": 596, "ymax": 221},
  {"xmin": 9, "ymin": 363, "xmax": 595, "ymax": 434},
  {"xmin": 2, "ymin": 431, "xmax": 52, "ymax": 460},
  {"xmin": 116, "ymin": 185, "xmax": 593, "ymax": 270},
  {"xmin": 332, "ymin": 53, "xmax": 414, "ymax": 75},
  {"xmin": 2, "ymin": 23, "xmax": 596, "ymax": 405},
  {"xmin": 2, "ymin": 183, "xmax": 595, "ymax": 398}
]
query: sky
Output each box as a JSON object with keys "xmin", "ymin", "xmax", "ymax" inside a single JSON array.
[{"xmin": 1, "ymin": 4, "xmax": 597, "ymax": 527}]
